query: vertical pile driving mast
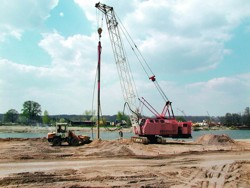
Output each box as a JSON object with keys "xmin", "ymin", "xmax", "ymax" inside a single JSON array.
[{"xmin": 95, "ymin": 2, "xmax": 140, "ymax": 129}]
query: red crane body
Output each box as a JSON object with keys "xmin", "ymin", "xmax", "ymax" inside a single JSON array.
[{"xmin": 134, "ymin": 119, "xmax": 192, "ymax": 138}]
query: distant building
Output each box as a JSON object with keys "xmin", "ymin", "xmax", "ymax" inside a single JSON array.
[
  {"xmin": 69, "ymin": 120, "xmax": 111, "ymax": 126},
  {"xmin": 69, "ymin": 120, "xmax": 95, "ymax": 126}
]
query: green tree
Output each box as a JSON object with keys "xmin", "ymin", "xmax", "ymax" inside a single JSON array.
[
  {"xmin": 116, "ymin": 111, "xmax": 124, "ymax": 121},
  {"xmin": 59, "ymin": 118, "xmax": 66, "ymax": 123},
  {"xmin": 21, "ymin": 100, "xmax": 42, "ymax": 123},
  {"xmin": 116, "ymin": 111, "xmax": 131, "ymax": 127},
  {"xmin": 42, "ymin": 110, "xmax": 50, "ymax": 125},
  {"xmin": 224, "ymin": 113, "xmax": 232, "ymax": 126},
  {"xmin": 176, "ymin": 116, "xmax": 187, "ymax": 122},
  {"xmin": 4, "ymin": 109, "xmax": 19, "ymax": 123},
  {"xmin": 100, "ymin": 117, "xmax": 107, "ymax": 126},
  {"xmin": 125, "ymin": 115, "xmax": 131, "ymax": 127},
  {"xmin": 243, "ymin": 107, "xmax": 250, "ymax": 126},
  {"xmin": 224, "ymin": 112, "xmax": 242, "ymax": 126},
  {"xmin": 90, "ymin": 115, "xmax": 97, "ymax": 122},
  {"xmin": 231, "ymin": 113, "xmax": 241, "ymax": 126},
  {"xmin": 83, "ymin": 110, "xmax": 95, "ymax": 121},
  {"xmin": 17, "ymin": 114, "xmax": 29, "ymax": 125}
]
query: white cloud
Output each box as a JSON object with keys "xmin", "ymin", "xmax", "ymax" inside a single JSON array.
[
  {"xmin": 127, "ymin": 0, "xmax": 250, "ymax": 72},
  {"xmin": 111, "ymin": 72, "xmax": 250, "ymax": 116},
  {"xmin": 38, "ymin": 31, "xmax": 126, "ymax": 114},
  {"xmin": 0, "ymin": 0, "xmax": 59, "ymax": 41},
  {"xmin": 0, "ymin": 25, "xmax": 23, "ymax": 42},
  {"xmin": 74, "ymin": 0, "xmax": 135, "ymax": 30},
  {"xmin": 73, "ymin": 1, "xmax": 94, "ymax": 18},
  {"xmin": 181, "ymin": 75, "xmax": 250, "ymax": 115},
  {"xmin": 39, "ymin": 32, "xmax": 98, "ymax": 65},
  {"xmin": 59, "ymin": 12, "xmax": 64, "ymax": 17},
  {"xmin": 1, "ymin": 0, "xmax": 250, "ymax": 116},
  {"xmin": 125, "ymin": 72, "xmax": 250, "ymax": 116},
  {"xmin": 69, "ymin": 0, "xmax": 250, "ymax": 115},
  {"xmin": 76, "ymin": 0, "xmax": 250, "ymax": 73},
  {"xmin": 0, "ymin": 31, "xmax": 124, "ymax": 115},
  {"xmin": 0, "ymin": 57, "xmax": 95, "ymax": 114}
]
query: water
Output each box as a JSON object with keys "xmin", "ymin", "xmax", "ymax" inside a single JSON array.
[
  {"xmin": 0, "ymin": 129, "xmax": 250, "ymax": 140},
  {"xmin": 191, "ymin": 130, "xmax": 250, "ymax": 140},
  {"xmin": 0, "ymin": 130, "xmax": 134, "ymax": 140},
  {"xmin": 0, "ymin": 132, "xmax": 46, "ymax": 138}
]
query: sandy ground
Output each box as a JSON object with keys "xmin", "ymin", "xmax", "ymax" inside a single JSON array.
[{"xmin": 0, "ymin": 134, "xmax": 250, "ymax": 188}]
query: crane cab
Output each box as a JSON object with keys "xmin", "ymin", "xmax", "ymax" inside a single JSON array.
[{"xmin": 133, "ymin": 118, "xmax": 192, "ymax": 141}]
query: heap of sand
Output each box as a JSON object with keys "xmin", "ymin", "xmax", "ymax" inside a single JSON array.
[{"xmin": 195, "ymin": 134, "xmax": 236, "ymax": 146}]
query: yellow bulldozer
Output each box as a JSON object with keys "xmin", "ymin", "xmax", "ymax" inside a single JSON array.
[{"xmin": 47, "ymin": 123, "xmax": 91, "ymax": 146}]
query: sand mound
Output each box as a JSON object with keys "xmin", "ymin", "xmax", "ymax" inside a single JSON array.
[
  {"xmin": 86, "ymin": 139, "xmax": 135, "ymax": 157},
  {"xmin": 114, "ymin": 145, "xmax": 135, "ymax": 156},
  {"xmin": 195, "ymin": 134, "xmax": 236, "ymax": 146}
]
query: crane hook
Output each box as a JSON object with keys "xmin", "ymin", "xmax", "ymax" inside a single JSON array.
[{"xmin": 98, "ymin": 27, "xmax": 102, "ymax": 39}]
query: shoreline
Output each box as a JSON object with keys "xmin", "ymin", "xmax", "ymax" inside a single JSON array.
[{"xmin": 0, "ymin": 125, "xmax": 133, "ymax": 133}]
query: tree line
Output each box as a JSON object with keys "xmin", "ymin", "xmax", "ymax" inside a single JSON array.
[
  {"xmin": 219, "ymin": 107, "xmax": 250, "ymax": 127},
  {"xmin": 2, "ymin": 100, "xmax": 249, "ymax": 127},
  {"xmin": 1, "ymin": 100, "xmax": 131, "ymax": 126},
  {"xmin": 2, "ymin": 100, "xmax": 50, "ymax": 125},
  {"xmin": 2, "ymin": 100, "xmax": 93, "ymax": 125}
]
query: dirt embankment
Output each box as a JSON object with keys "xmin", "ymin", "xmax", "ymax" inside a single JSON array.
[
  {"xmin": 195, "ymin": 134, "xmax": 236, "ymax": 146},
  {"xmin": 0, "ymin": 135, "xmax": 249, "ymax": 187}
]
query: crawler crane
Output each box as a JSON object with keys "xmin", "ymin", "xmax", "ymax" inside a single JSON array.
[{"xmin": 95, "ymin": 2, "xmax": 192, "ymax": 144}]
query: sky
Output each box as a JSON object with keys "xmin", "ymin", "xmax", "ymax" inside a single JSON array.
[{"xmin": 0, "ymin": 0, "xmax": 250, "ymax": 117}]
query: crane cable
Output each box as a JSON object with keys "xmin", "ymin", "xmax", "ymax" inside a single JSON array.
[
  {"xmin": 116, "ymin": 14, "xmax": 150, "ymax": 79},
  {"xmin": 115, "ymin": 13, "xmax": 169, "ymax": 102},
  {"xmin": 96, "ymin": 8, "xmax": 104, "ymax": 31},
  {"xmin": 116, "ymin": 14, "xmax": 153, "ymax": 77}
]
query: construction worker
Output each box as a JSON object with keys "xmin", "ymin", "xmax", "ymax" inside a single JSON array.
[
  {"xmin": 119, "ymin": 130, "xmax": 123, "ymax": 139},
  {"xmin": 57, "ymin": 125, "xmax": 62, "ymax": 133}
]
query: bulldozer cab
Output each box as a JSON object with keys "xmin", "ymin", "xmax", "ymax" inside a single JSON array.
[{"xmin": 56, "ymin": 123, "xmax": 68, "ymax": 133}]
